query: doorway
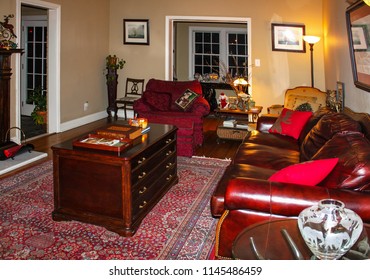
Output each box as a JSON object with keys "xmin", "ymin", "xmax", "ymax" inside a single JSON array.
[
  {"xmin": 15, "ymin": 0, "xmax": 61, "ymax": 140},
  {"xmin": 20, "ymin": 6, "xmax": 48, "ymax": 138},
  {"xmin": 165, "ymin": 16, "xmax": 251, "ymax": 82}
]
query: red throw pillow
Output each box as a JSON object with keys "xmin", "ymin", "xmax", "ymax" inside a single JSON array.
[
  {"xmin": 143, "ymin": 91, "xmax": 171, "ymax": 111},
  {"xmin": 269, "ymin": 108, "xmax": 313, "ymax": 139},
  {"xmin": 268, "ymin": 158, "xmax": 339, "ymax": 186}
]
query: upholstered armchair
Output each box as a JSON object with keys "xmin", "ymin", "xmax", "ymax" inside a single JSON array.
[
  {"xmin": 133, "ymin": 79, "xmax": 210, "ymax": 157},
  {"xmin": 267, "ymin": 86, "xmax": 327, "ymax": 115}
]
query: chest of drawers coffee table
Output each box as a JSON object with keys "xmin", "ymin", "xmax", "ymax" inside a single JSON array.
[{"xmin": 51, "ymin": 122, "xmax": 178, "ymax": 237}]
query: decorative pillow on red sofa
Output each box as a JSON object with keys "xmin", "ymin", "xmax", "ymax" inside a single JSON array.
[
  {"xmin": 175, "ymin": 89, "xmax": 199, "ymax": 111},
  {"xmin": 268, "ymin": 158, "xmax": 339, "ymax": 186},
  {"xmin": 269, "ymin": 108, "xmax": 313, "ymax": 139},
  {"xmin": 143, "ymin": 90, "xmax": 171, "ymax": 111}
]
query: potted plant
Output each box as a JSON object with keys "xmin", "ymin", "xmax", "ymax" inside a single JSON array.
[
  {"xmin": 105, "ymin": 55, "xmax": 126, "ymax": 118},
  {"xmin": 28, "ymin": 87, "xmax": 47, "ymax": 125}
]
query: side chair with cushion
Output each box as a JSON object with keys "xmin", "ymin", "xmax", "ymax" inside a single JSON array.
[
  {"xmin": 267, "ymin": 86, "xmax": 327, "ymax": 115},
  {"xmin": 115, "ymin": 78, "xmax": 145, "ymax": 120}
]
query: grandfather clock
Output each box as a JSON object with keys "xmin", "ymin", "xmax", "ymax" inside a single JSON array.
[{"xmin": 0, "ymin": 49, "xmax": 23, "ymax": 141}]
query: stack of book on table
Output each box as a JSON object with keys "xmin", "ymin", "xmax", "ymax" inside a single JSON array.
[
  {"xmin": 235, "ymin": 121, "xmax": 250, "ymax": 130},
  {"xmin": 223, "ymin": 118, "xmax": 237, "ymax": 127}
]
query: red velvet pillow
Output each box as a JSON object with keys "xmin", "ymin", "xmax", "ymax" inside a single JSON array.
[
  {"xmin": 143, "ymin": 91, "xmax": 171, "ymax": 111},
  {"xmin": 269, "ymin": 108, "xmax": 313, "ymax": 139},
  {"xmin": 268, "ymin": 158, "xmax": 339, "ymax": 186}
]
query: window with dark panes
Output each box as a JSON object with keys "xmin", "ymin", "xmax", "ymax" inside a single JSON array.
[
  {"xmin": 190, "ymin": 26, "xmax": 248, "ymax": 80},
  {"xmin": 26, "ymin": 25, "xmax": 47, "ymax": 104}
]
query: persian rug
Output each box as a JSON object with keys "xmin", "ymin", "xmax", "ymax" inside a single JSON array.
[{"xmin": 0, "ymin": 156, "xmax": 230, "ymax": 260}]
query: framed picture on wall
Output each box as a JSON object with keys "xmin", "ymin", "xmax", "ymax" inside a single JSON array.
[
  {"xmin": 351, "ymin": 26, "xmax": 368, "ymax": 50},
  {"xmin": 123, "ymin": 19, "xmax": 150, "ymax": 45},
  {"xmin": 346, "ymin": 1, "xmax": 370, "ymax": 92},
  {"xmin": 271, "ymin": 23, "xmax": 306, "ymax": 53}
]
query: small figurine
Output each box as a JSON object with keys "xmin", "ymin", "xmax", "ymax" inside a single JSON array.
[
  {"xmin": 0, "ymin": 14, "xmax": 17, "ymax": 39},
  {"xmin": 219, "ymin": 92, "xmax": 229, "ymax": 109},
  {"xmin": 0, "ymin": 14, "xmax": 17, "ymax": 49}
]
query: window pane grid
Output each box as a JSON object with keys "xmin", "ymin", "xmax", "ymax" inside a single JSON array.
[
  {"xmin": 193, "ymin": 31, "xmax": 220, "ymax": 76},
  {"xmin": 228, "ymin": 32, "xmax": 248, "ymax": 77},
  {"xmin": 26, "ymin": 26, "xmax": 47, "ymax": 104}
]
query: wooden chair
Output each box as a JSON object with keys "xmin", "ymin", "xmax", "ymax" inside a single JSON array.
[
  {"xmin": 114, "ymin": 78, "xmax": 145, "ymax": 120},
  {"xmin": 267, "ymin": 86, "xmax": 327, "ymax": 115}
]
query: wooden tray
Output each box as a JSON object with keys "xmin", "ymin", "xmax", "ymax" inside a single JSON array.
[{"xmin": 73, "ymin": 134, "xmax": 133, "ymax": 154}]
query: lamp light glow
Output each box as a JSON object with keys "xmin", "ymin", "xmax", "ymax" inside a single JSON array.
[
  {"xmin": 233, "ymin": 77, "xmax": 249, "ymax": 86},
  {"xmin": 364, "ymin": 0, "xmax": 370, "ymax": 6},
  {"xmin": 303, "ymin": 36, "xmax": 321, "ymax": 44}
]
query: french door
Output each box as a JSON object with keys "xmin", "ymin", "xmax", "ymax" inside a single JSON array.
[{"xmin": 21, "ymin": 16, "xmax": 48, "ymax": 116}]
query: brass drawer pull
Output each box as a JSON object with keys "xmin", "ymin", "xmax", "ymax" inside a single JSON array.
[
  {"xmin": 139, "ymin": 201, "xmax": 147, "ymax": 209},
  {"xmin": 138, "ymin": 172, "xmax": 147, "ymax": 179},
  {"xmin": 165, "ymin": 138, "xmax": 173, "ymax": 144},
  {"xmin": 139, "ymin": 186, "xmax": 147, "ymax": 194},
  {"xmin": 166, "ymin": 162, "xmax": 173, "ymax": 169},
  {"xmin": 166, "ymin": 174, "xmax": 173, "ymax": 181},
  {"xmin": 137, "ymin": 157, "xmax": 146, "ymax": 164},
  {"xmin": 166, "ymin": 150, "xmax": 173, "ymax": 156}
]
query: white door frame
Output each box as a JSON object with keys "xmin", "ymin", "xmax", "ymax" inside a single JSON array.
[{"xmin": 16, "ymin": 0, "xmax": 61, "ymax": 133}]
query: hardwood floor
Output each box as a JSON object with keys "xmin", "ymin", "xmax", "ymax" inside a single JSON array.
[{"xmin": 1, "ymin": 116, "xmax": 244, "ymax": 178}]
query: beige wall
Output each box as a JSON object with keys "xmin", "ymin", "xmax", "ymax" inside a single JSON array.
[
  {"xmin": 110, "ymin": 0, "xmax": 325, "ymax": 113},
  {"xmin": 323, "ymin": 0, "xmax": 370, "ymax": 114},
  {"xmin": 1, "ymin": 0, "xmax": 109, "ymax": 128}
]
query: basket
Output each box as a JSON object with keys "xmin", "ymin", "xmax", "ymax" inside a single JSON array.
[{"xmin": 217, "ymin": 126, "xmax": 250, "ymax": 140}]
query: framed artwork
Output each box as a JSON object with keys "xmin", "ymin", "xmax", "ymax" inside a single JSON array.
[
  {"xmin": 123, "ymin": 19, "xmax": 149, "ymax": 45},
  {"xmin": 271, "ymin": 23, "xmax": 306, "ymax": 53},
  {"xmin": 351, "ymin": 26, "xmax": 368, "ymax": 50},
  {"xmin": 346, "ymin": 1, "xmax": 370, "ymax": 92},
  {"xmin": 336, "ymin": 81, "xmax": 345, "ymax": 112}
]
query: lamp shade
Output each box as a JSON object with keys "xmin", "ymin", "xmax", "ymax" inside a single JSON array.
[
  {"xmin": 233, "ymin": 77, "xmax": 248, "ymax": 86},
  {"xmin": 364, "ymin": 0, "xmax": 370, "ymax": 6},
  {"xmin": 303, "ymin": 36, "xmax": 320, "ymax": 44}
]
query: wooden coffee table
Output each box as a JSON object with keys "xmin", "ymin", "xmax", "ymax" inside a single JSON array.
[
  {"xmin": 232, "ymin": 219, "xmax": 370, "ymax": 260},
  {"xmin": 51, "ymin": 122, "xmax": 178, "ymax": 237}
]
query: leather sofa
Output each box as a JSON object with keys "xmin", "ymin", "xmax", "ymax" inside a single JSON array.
[
  {"xmin": 211, "ymin": 107, "xmax": 370, "ymax": 259},
  {"xmin": 133, "ymin": 79, "xmax": 210, "ymax": 157}
]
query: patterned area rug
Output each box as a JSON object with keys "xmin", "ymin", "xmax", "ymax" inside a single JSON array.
[{"xmin": 0, "ymin": 156, "xmax": 230, "ymax": 260}]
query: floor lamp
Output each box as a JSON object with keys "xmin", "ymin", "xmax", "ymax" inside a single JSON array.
[{"xmin": 303, "ymin": 35, "xmax": 320, "ymax": 88}]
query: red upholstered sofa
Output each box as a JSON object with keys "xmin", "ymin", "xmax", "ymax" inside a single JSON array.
[
  {"xmin": 211, "ymin": 107, "xmax": 370, "ymax": 259},
  {"xmin": 133, "ymin": 79, "xmax": 210, "ymax": 157}
]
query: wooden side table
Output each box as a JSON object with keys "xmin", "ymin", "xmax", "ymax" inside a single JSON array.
[
  {"xmin": 214, "ymin": 106, "xmax": 263, "ymax": 123},
  {"xmin": 232, "ymin": 219, "xmax": 370, "ymax": 260}
]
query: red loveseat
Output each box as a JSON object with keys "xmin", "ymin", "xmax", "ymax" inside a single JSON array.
[
  {"xmin": 133, "ymin": 79, "xmax": 210, "ymax": 157},
  {"xmin": 211, "ymin": 107, "xmax": 370, "ymax": 259}
]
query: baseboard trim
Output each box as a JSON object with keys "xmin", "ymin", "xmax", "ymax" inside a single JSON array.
[
  {"xmin": 60, "ymin": 109, "xmax": 135, "ymax": 132},
  {"xmin": 60, "ymin": 111, "xmax": 107, "ymax": 132}
]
